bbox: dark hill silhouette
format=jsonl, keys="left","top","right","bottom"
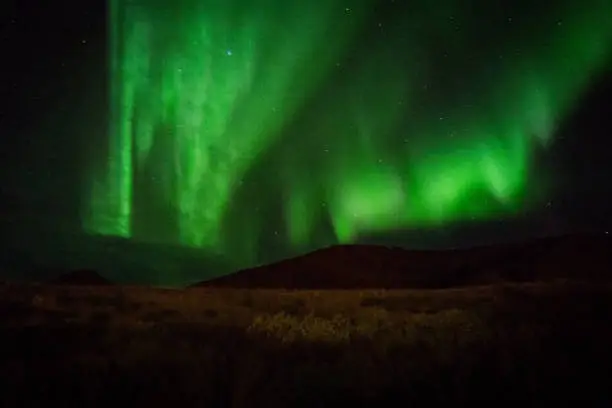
{"left": 49, "top": 269, "right": 114, "bottom": 286}
{"left": 192, "top": 233, "right": 612, "bottom": 289}
{"left": 0, "top": 230, "right": 235, "bottom": 286}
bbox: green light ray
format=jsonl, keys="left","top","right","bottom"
{"left": 85, "top": 0, "right": 612, "bottom": 266}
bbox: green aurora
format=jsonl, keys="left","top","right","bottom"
{"left": 84, "top": 0, "right": 612, "bottom": 266}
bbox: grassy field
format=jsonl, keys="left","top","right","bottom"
{"left": 1, "top": 280, "right": 611, "bottom": 405}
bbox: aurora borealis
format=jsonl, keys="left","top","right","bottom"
{"left": 80, "top": 0, "right": 612, "bottom": 267}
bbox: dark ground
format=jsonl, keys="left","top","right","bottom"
{"left": 195, "top": 233, "right": 612, "bottom": 288}
{"left": 1, "top": 234, "right": 611, "bottom": 406}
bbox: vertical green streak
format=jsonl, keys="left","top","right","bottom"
{"left": 88, "top": 0, "right": 367, "bottom": 250}
{"left": 109, "top": 0, "right": 133, "bottom": 237}
{"left": 85, "top": 0, "right": 132, "bottom": 237}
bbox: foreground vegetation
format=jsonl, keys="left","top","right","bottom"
{"left": 0, "top": 281, "right": 611, "bottom": 406}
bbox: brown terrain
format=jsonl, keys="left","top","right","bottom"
{"left": 0, "top": 233, "right": 611, "bottom": 406}
{"left": 48, "top": 269, "right": 115, "bottom": 286}
{"left": 194, "top": 233, "right": 612, "bottom": 288}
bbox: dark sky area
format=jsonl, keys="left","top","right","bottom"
{"left": 0, "top": 0, "right": 611, "bottom": 284}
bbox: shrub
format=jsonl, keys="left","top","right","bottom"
{"left": 248, "top": 312, "right": 353, "bottom": 343}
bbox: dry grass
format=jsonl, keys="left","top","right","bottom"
{"left": 247, "top": 307, "right": 485, "bottom": 348}
{"left": 0, "top": 280, "right": 590, "bottom": 325}
{"left": 0, "top": 280, "right": 611, "bottom": 406}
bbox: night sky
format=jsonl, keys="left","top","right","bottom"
{"left": 1, "top": 0, "right": 611, "bottom": 283}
